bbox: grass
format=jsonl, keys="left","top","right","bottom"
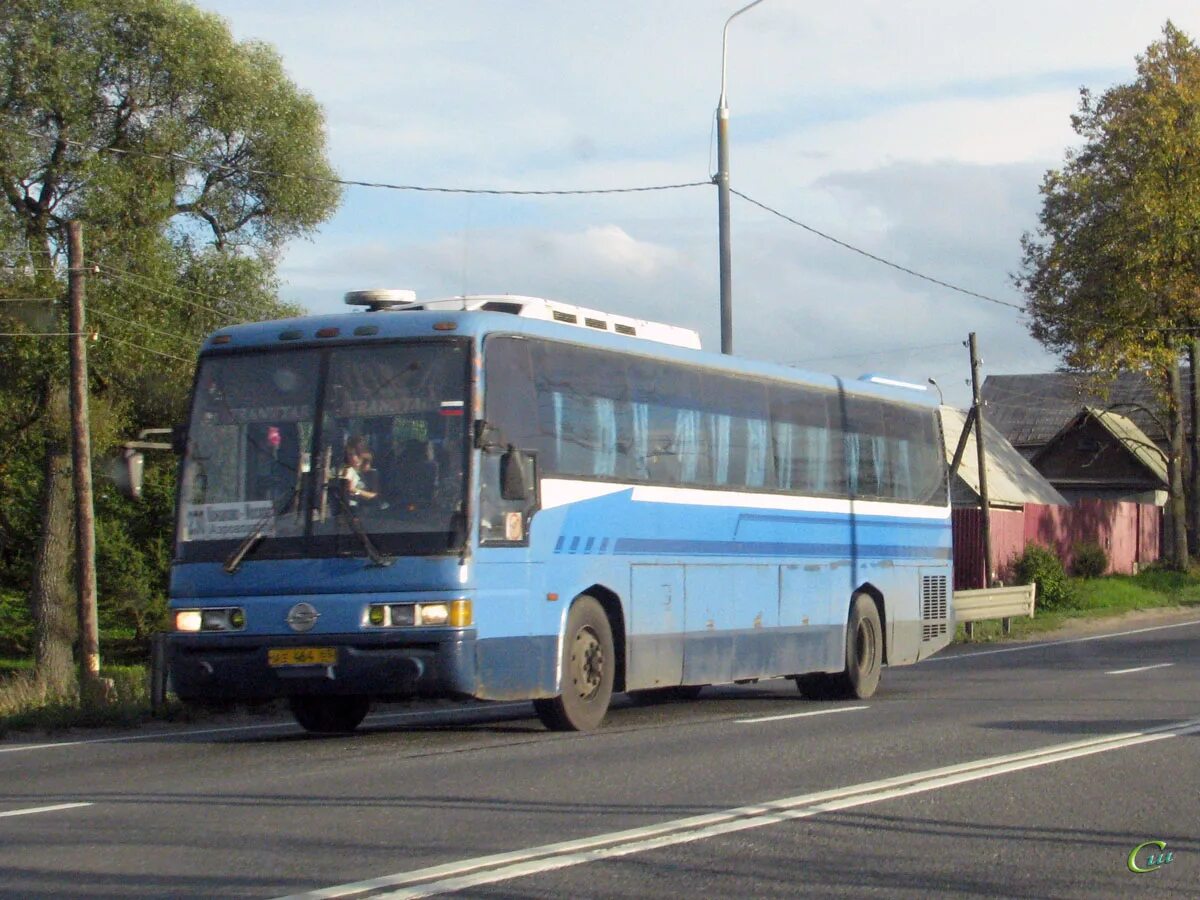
{"left": 955, "top": 565, "right": 1200, "bottom": 643}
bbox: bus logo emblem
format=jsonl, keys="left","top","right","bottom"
{"left": 285, "top": 602, "right": 320, "bottom": 633}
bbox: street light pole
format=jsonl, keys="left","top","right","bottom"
{"left": 716, "top": 0, "right": 767, "bottom": 356}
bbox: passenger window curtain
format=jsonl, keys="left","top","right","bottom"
{"left": 746, "top": 418, "right": 769, "bottom": 487}
{"left": 552, "top": 392, "right": 564, "bottom": 469}
{"left": 594, "top": 397, "right": 617, "bottom": 477}
{"left": 773, "top": 422, "right": 795, "bottom": 491}
{"left": 631, "top": 401, "right": 650, "bottom": 479}
{"left": 676, "top": 409, "right": 701, "bottom": 483}
{"left": 708, "top": 414, "right": 731, "bottom": 486}
{"left": 844, "top": 433, "right": 860, "bottom": 495}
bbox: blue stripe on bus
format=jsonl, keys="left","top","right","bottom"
{"left": 737, "top": 512, "right": 949, "bottom": 530}
{"left": 607, "top": 538, "right": 949, "bottom": 560}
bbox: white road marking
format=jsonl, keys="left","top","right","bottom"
{"left": 0, "top": 703, "right": 531, "bottom": 755}
{"left": 923, "top": 618, "right": 1200, "bottom": 663}
{"left": 277, "top": 716, "right": 1200, "bottom": 900}
{"left": 0, "top": 802, "right": 92, "bottom": 819}
{"left": 1105, "top": 662, "right": 1175, "bottom": 675}
{"left": 737, "top": 705, "right": 868, "bottom": 724}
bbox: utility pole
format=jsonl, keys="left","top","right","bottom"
{"left": 67, "top": 221, "right": 100, "bottom": 684}
{"left": 968, "top": 333, "right": 993, "bottom": 588}
{"left": 715, "top": 0, "right": 767, "bottom": 356}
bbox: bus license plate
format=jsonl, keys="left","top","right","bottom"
{"left": 268, "top": 647, "right": 336, "bottom": 667}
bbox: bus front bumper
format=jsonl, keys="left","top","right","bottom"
{"left": 168, "top": 629, "right": 477, "bottom": 702}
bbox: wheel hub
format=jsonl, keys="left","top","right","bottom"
{"left": 571, "top": 626, "right": 603, "bottom": 700}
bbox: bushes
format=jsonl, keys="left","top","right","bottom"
{"left": 1014, "top": 543, "right": 1076, "bottom": 610}
{"left": 1072, "top": 542, "right": 1108, "bottom": 578}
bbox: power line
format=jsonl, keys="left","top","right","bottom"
{"left": 0, "top": 331, "right": 88, "bottom": 337}
{"left": 90, "top": 307, "right": 196, "bottom": 348}
{"left": 100, "top": 333, "right": 190, "bottom": 363}
{"left": 28, "top": 131, "right": 710, "bottom": 197}
{"left": 0, "top": 297, "right": 57, "bottom": 303}
{"left": 92, "top": 265, "right": 241, "bottom": 323}
{"left": 731, "top": 188, "right": 1026, "bottom": 312}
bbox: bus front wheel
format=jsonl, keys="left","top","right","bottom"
{"left": 289, "top": 695, "right": 370, "bottom": 733}
{"left": 534, "top": 595, "right": 614, "bottom": 731}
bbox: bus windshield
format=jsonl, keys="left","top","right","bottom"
{"left": 178, "top": 340, "right": 470, "bottom": 559}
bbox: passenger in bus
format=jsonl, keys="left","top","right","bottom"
{"left": 340, "top": 436, "right": 379, "bottom": 507}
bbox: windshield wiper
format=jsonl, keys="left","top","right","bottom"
{"left": 332, "top": 490, "right": 394, "bottom": 568}
{"left": 223, "top": 488, "right": 298, "bottom": 574}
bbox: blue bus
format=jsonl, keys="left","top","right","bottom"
{"left": 168, "top": 292, "right": 953, "bottom": 732}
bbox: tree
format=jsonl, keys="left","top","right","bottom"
{"left": 1017, "top": 21, "right": 1200, "bottom": 570}
{"left": 0, "top": 0, "right": 340, "bottom": 693}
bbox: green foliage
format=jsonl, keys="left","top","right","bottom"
{"left": 1014, "top": 543, "right": 1077, "bottom": 611}
{"left": 1018, "top": 22, "right": 1200, "bottom": 374}
{"left": 1071, "top": 542, "right": 1109, "bottom": 578}
{"left": 0, "top": 0, "right": 341, "bottom": 680}
{"left": 0, "top": 591, "right": 34, "bottom": 658}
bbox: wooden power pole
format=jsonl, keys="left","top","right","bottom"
{"left": 67, "top": 221, "right": 100, "bottom": 682}
{"left": 968, "top": 332, "right": 994, "bottom": 588}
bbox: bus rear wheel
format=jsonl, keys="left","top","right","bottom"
{"left": 534, "top": 595, "right": 614, "bottom": 731}
{"left": 833, "top": 595, "right": 882, "bottom": 699}
{"left": 795, "top": 595, "right": 882, "bottom": 700}
{"left": 289, "top": 695, "right": 370, "bottom": 733}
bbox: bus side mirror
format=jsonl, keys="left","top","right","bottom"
{"left": 501, "top": 447, "right": 534, "bottom": 501}
{"left": 171, "top": 423, "right": 188, "bottom": 455}
{"left": 119, "top": 447, "right": 145, "bottom": 500}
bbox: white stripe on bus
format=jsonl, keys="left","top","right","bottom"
{"left": 538, "top": 477, "right": 950, "bottom": 519}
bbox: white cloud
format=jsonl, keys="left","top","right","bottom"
{"left": 195, "top": 0, "right": 1200, "bottom": 408}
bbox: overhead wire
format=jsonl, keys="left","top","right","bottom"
{"left": 99, "top": 333, "right": 190, "bottom": 363}
{"left": 90, "top": 307, "right": 197, "bottom": 349}
{"left": 27, "top": 131, "right": 711, "bottom": 196}
{"left": 730, "top": 188, "right": 1026, "bottom": 312}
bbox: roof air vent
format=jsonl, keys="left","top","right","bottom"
{"left": 345, "top": 289, "right": 417, "bottom": 311}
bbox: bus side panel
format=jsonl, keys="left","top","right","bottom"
{"left": 729, "top": 564, "right": 779, "bottom": 681}
{"left": 779, "top": 564, "right": 846, "bottom": 675}
{"left": 628, "top": 565, "right": 685, "bottom": 689}
{"left": 681, "top": 565, "right": 734, "bottom": 685}
{"left": 471, "top": 556, "right": 557, "bottom": 700}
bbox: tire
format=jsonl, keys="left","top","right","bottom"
{"left": 793, "top": 673, "right": 835, "bottom": 699}
{"left": 534, "top": 596, "right": 615, "bottom": 731}
{"left": 628, "top": 684, "right": 705, "bottom": 705}
{"left": 289, "top": 695, "right": 370, "bottom": 733}
{"left": 830, "top": 595, "right": 883, "bottom": 699}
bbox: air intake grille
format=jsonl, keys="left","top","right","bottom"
{"left": 921, "top": 575, "right": 948, "bottom": 641}
{"left": 552, "top": 310, "right": 578, "bottom": 324}
{"left": 614, "top": 323, "right": 636, "bottom": 336}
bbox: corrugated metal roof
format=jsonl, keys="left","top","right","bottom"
{"left": 981, "top": 370, "right": 1195, "bottom": 449}
{"left": 941, "top": 406, "right": 1068, "bottom": 507}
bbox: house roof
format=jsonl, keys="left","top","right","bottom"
{"left": 940, "top": 406, "right": 1068, "bottom": 507}
{"left": 982, "top": 370, "right": 1194, "bottom": 450}
{"left": 1033, "top": 406, "right": 1169, "bottom": 486}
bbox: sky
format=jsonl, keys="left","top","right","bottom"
{"left": 197, "top": 0, "right": 1199, "bottom": 407}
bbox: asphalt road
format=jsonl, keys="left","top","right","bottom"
{"left": 1, "top": 615, "right": 1197, "bottom": 899}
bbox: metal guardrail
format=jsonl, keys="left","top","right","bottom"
{"left": 955, "top": 583, "right": 1037, "bottom": 638}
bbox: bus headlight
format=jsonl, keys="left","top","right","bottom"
{"left": 365, "top": 600, "right": 472, "bottom": 628}
{"left": 175, "top": 607, "right": 245, "bottom": 632}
